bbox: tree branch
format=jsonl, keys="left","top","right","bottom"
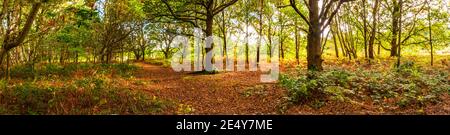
{"left": 320, "top": 0, "right": 352, "bottom": 33}
{"left": 162, "top": 0, "right": 201, "bottom": 28}
{"left": 6, "top": 2, "right": 42, "bottom": 50}
{"left": 290, "top": 0, "right": 311, "bottom": 28}
{"left": 213, "top": 0, "right": 238, "bottom": 15}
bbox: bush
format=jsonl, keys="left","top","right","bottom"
{"left": 280, "top": 75, "right": 316, "bottom": 103}
{"left": 395, "top": 61, "right": 422, "bottom": 77}
{"left": 317, "top": 69, "right": 353, "bottom": 89}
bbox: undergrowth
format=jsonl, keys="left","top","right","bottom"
{"left": 0, "top": 76, "right": 172, "bottom": 115}
{"left": 280, "top": 61, "right": 449, "bottom": 110}
{"left": 6, "top": 63, "right": 138, "bottom": 79}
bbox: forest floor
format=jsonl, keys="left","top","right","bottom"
{"left": 128, "top": 59, "right": 450, "bottom": 115}
{"left": 131, "top": 62, "right": 285, "bottom": 114}
{"left": 0, "top": 57, "right": 448, "bottom": 115}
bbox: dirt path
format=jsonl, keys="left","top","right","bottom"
{"left": 132, "top": 62, "right": 285, "bottom": 114}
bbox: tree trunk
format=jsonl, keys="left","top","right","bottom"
{"left": 396, "top": 0, "right": 403, "bottom": 67}
{"left": 106, "top": 47, "right": 113, "bottom": 64}
{"left": 0, "top": 49, "right": 6, "bottom": 70}
{"left": 391, "top": 0, "right": 400, "bottom": 57}
{"left": 205, "top": 14, "right": 214, "bottom": 71}
{"left": 427, "top": 0, "right": 433, "bottom": 66}
{"left": 267, "top": 16, "right": 272, "bottom": 60}
{"left": 295, "top": 19, "right": 300, "bottom": 64}
{"left": 306, "top": 0, "right": 323, "bottom": 71}
{"left": 362, "top": 0, "right": 368, "bottom": 58}
{"left": 222, "top": 11, "right": 228, "bottom": 68}
{"left": 6, "top": 52, "right": 10, "bottom": 80}
{"left": 348, "top": 28, "right": 357, "bottom": 59}
{"left": 257, "top": 0, "right": 263, "bottom": 66}
{"left": 279, "top": 14, "right": 285, "bottom": 60}
{"left": 335, "top": 18, "right": 347, "bottom": 58}
{"left": 142, "top": 48, "right": 145, "bottom": 61}
{"left": 134, "top": 50, "right": 141, "bottom": 60}
{"left": 75, "top": 52, "right": 79, "bottom": 64}
{"left": 332, "top": 29, "right": 339, "bottom": 58}
{"left": 245, "top": 11, "right": 250, "bottom": 68}
{"left": 368, "top": 0, "right": 380, "bottom": 59}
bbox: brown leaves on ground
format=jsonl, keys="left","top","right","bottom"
{"left": 132, "top": 62, "right": 285, "bottom": 115}
{"left": 117, "top": 60, "right": 449, "bottom": 115}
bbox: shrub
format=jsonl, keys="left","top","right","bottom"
{"left": 395, "top": 60, "right": 422, "bottom": 77}
{"left": 317, "top": 69, "right": 353, "bottom": 89}
{"left": 280, "top": 75, "right": 314, "bottom": 103}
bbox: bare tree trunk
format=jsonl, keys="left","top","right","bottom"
{"left": 391, "top": 0, "right": 400, "bottom": 57}
{"left": 257, "top": 0, "right": 263, "bottom": 66}
{"left": 222, "top": 11, "right": 227, "bottom": 68}
{"left": 427, "top": 0, "right": 433, "bottom": 66}
{"left": 205, "top": 14, "right": 214, "bottom": 71}
{"left": 396, "top": 0, "right": 403, "bottom": 67}
{"left": 306, "top": 0, "right": 323, "bottom": 71}
{"left": 335, "top": 17, "right": 348, "bottom": 59}
{"left": 332, "top": 29, "right": 339, "bottom": 58}
{"left": 362, "top": 0, "right": 368, "bottom": 59}
{"left": 6, "top": 52, "right": 10, "bottom": 80}
{"left": 279, "top": 14, "right": 285, "bottom": 60}
{"left": 0, "top": 49, "right": 5, "bottom": 70}
{"left": 295, "top": 18, "right": 300, "bottom": 65}
{"left": 348, "top": 28, "right": 357, "bottom": 59}
{"left": 245, "top": 3, "right": 250, "bottom": 68}
{"left": 75, "top": 52, "right": 79, "bottom": 64}
{"left": 142, "top": 48, "right": 145, "bottom": 61}
{"left": 267, "top": 16, "right": 272, "bottom": 60}
{"left": 368, "top": 0, "right": 380, "bottom": 59}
